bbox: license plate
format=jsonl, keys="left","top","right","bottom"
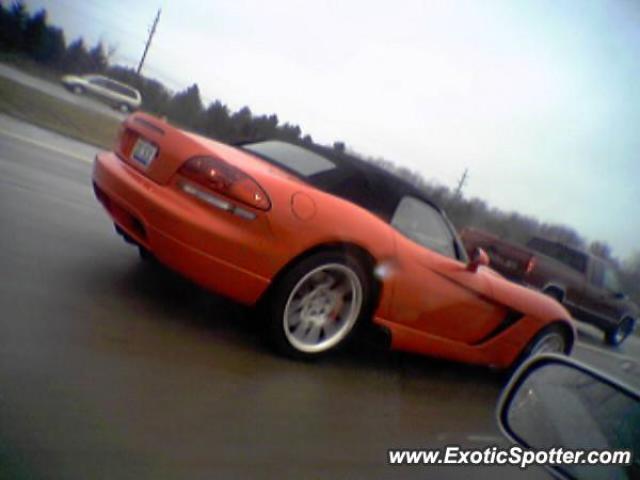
{"left": 132, "top": 138, "right": 157, "bottom": 167}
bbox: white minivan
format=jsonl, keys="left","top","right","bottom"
{"left": 61, "top": 74, "right": 142, "bottom": 112}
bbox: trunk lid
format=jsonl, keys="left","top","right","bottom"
{"left": 115, "top": 113, "right": 298, "bottom": 185}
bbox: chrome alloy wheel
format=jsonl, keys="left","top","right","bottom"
{"left": 283, "top": 263, "right": 363, "bottom": 353}
{"left": 531, "top": 332, "right": 565, "bottom": 355}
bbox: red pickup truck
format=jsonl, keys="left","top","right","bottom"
{"left": 460, "top": 228, "right": 637, "bottom": 346}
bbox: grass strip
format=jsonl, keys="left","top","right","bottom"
{"left": 0, "top": 75, "right": 120, "bottom": 149}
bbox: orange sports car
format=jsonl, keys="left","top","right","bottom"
{"left": 92, "top": 112, "right": 576, "bottom": 368}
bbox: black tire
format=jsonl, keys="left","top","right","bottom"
{"left": 264, "top": 251, "right": 372, "bottom": 360}
{"left": 509, "top": 324, "right": 570, "bottom": 374}
{"left": 605, "top": 317, "right": 634, "bottom": 346}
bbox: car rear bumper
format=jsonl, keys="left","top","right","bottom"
{"left": 92, "top": 151, "right": 272, "bottom": 305}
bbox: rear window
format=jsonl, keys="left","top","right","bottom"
{"left": 527, "top": 237, "right": 587, "bottom": 273}
{"left": 242, "top": 141, "right": 335, "bottom": 177}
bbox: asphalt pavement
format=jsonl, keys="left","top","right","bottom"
{"left": 0, "top": 116, "right": 638, "bottom": 480}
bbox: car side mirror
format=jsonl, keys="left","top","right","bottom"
{"left": 497, "top": 354, "right": 639, "bottom": 480}
{"left": 467, "top": 247, "right": 490, "bottom": 272}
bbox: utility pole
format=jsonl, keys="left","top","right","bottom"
{"left": 137, "top": 9, "right": 161, "bottom": 75}
{"left": 454, "top": 168, "right": 468, "bottom": 197}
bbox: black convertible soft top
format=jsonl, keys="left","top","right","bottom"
{"left": 241, "top": 140, "right": 444, "bottom": 223}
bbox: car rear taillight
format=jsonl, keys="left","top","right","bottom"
{"left": 178, "top": 156, "right": 271, "bottom": 211}
{"left": 525, "top": 256, "right": 536, "bottom": 274}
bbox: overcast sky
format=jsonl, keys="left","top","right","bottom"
{"left": 26, "top": 0, "right": 640, "bottom": 258}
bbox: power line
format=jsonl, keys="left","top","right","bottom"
{"left": 137, "top": 9, "right": 161, "bottom": 75}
